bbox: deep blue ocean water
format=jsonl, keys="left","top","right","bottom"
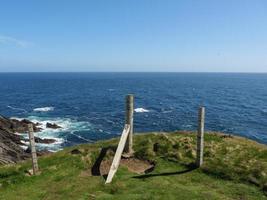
{"left": 0, "top": 72, "right": 266, "bottom": 151}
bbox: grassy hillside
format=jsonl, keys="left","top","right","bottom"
{"left": 0, "top": 131, "right": 266, "bottom": 200}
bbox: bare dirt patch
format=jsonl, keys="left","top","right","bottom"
{"left": 99, "top": 158, "right": 154, "bottom": 176}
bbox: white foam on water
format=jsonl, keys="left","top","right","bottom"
{"left": 13, "top": 116, "right": 92, "bottom": 151}
{"left": 134, "top": 108, "right": 150, "bottom": 113}
{"left": 20, "top": 140, "right": 28, "bottom": 145}
{"left": 14, "top": 132, "right": 23, "bottom": 136}
{"left": 33, "top": 107, "right": 54, "bottom": 112}
{"left": 7, "top": 105, "right": 27, "bottom": 113}
{"left": 20, "top": 145, "right": 28, "bottom": 150}
{"left": 69, "top": 131, "right": 92, "bottom": 142}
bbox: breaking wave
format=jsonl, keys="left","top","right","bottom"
{"left": 13, "top": 116, "right": 92, "bottom": 152}
{"left": 33, "top": 107, "right": 54, "bottom": 112}
{"left": 134, "top": 108, "right": 150, "bottom": 113}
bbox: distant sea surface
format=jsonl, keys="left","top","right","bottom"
{"left": 0, "top": 72, "right": 266, "bottom": 151}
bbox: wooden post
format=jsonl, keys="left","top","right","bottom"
{"left": 196, "top": 107, "right": 205, "bottom": 167}
{"left": 106, "top": 124, "right": 131, "bottom": 184}
{"left": 28, "top": 124, "right": 39, "bottom": 175}
{"left": 124, "top": 94, "right": 134, "bottom": 155}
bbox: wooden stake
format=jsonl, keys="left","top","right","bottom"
{"left": 28, "top": 124, "right": 39, "bottom": 175}
{"left": 196, "top": 107, "right": 205, "bottom": 167}
{"left": 124, "top": 94, "right": 134, "bottom": 154}
{"left": 106, "top": 124, "right": 131, "bottom": 184}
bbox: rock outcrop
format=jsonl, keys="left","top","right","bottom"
{"left": 34, "top": 137, "right": 56, "bottom": 144}
{"left": 46, "top": 122, "right": 61, "bottom": 129}
{"left": 0, "top": 115, "right": 58, "bottom": 165}
{"left": 0, "top": 126, "right": 30, "bottom": 164}
{"left": 0, "top": 116, "right": 41, "bottom": 134}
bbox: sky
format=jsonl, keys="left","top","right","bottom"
{"left": 0, "top": 0, "right": 267, "bottom": 72}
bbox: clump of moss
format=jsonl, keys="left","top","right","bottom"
{"left": 134, "top": 138, "right": 156, "bottom": 161}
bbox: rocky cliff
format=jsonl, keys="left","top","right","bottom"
{"left": 0, "top": 115, "right": 56, "bottom": 164}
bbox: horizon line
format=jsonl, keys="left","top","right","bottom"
{"left": 0, "top": 71, "right": 267, "bottom": 74}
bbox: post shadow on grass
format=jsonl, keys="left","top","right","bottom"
{"left": 91, "top": 146, "right": 116, "bottom": 178}
{"left": 132, "top": 162, "right": 197, "bottom": 179}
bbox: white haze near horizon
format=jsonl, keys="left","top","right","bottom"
{"left": 0, "top": 64, "right": 266, "bottom": 73}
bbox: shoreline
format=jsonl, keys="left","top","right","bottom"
{"left": 1, "top": 114, "right": 266, "bottom": 165}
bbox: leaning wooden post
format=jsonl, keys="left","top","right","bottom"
{"left": 28, "top": 124, "right": 39, "bottom": 175}
{"left": 124, "top": 94, "right": 134, "bottom": 155}
{"left": 196, "top": 107, "right": 205, "bottom": 167}
{"left": 106, "top": 124, "right": 131, "bottom": 184}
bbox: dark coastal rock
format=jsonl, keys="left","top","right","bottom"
{"left": 24, "top": 147, "right": 31, "bottom": 154}
{"left": 71, "top": 149, "right": 82, "bottom": 155}
{"left": 46, "top": 122, "right": 61, "bottom": 129}
{"left": 0, "top": 126, "right": 30, "bottom": 164}
{"left": 0, "top": 116, "right": 31, "bottom": 164}
{"left": 0, "top": 115, "right": 51, "bottom": 165}
{"left": 11, "top": 119, "right": 42, "bottom": 133}
{"left": 23, "top": 136, "right": 56, "bottom": 144}
{"left": 34, "top": 137, "right": 56, "bottom": 144}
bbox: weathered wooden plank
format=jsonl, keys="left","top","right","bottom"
{"left": 196, "top": 107, "right": 205, "bottom": 167}
{"left": 28, "top": 124, "right": 39, "bottom": 175}
{"left": 124, "top": 94, "right": 134, "bottom": 154}
{"left": 105, "top": 124, "right": 131, "bottom": 184}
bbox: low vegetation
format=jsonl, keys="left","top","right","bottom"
{"left": 0, "top": 131, "right": 266, "bottom": 199}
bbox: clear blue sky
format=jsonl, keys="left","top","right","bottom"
{"left": 0, "top": 0, "right": 267, "bottom": 72}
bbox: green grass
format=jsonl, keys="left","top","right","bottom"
{"left": 0, "top": 131, "right": 266, "bottom": 200}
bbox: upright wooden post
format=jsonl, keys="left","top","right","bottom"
{"left": 196, "top": 107, "right": 205, "bottom": 167}
{"left": 124, "top": 94, "right": 134, "bottom": 155}
{"left": 28, "top": 124, "right": 39, "bottom": 175}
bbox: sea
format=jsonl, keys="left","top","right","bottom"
{"left": 0, "top": 72, "right": 266, "bottom": 151}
